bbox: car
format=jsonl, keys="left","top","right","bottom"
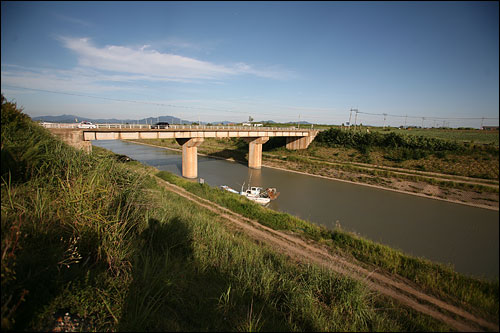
{"left": 152, "top": 122, "right": 170, "bottom": 129}
{"left": 77, "top": 121, "right": 97, "bottom": 129}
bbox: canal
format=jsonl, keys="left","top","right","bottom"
{"left": 92, "top": 140, "right": 499, "bottom": 279}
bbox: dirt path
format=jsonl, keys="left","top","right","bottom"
{"left": 153, "top": 175, "right": 498, "bottom": 332}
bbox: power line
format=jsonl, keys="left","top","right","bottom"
{"left": 356, "top": 110, "right": 497, "bottom": 120}
{"left": 3, "top": 84, "right": 498, "bottom": 124}
{"left": 2, "top": 84, "right": 335, "bottom": 119}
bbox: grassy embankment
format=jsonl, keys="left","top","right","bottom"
{"left": 1, "top": 97, "right": 498, "bottom": 331}
{"left": 155, "top": 171, "right": 499, "bottom": 322}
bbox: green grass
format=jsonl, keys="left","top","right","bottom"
{"left": 368, "top": 127, "right": 499, "bottom": 146}
{"left": 2, "top": 95, "right": 461, "bottom": 331}
{"left": 155, "top": 170, "right": 499, "bottom": 323}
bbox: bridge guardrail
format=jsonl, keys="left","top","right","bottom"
{"left": 39, "top": 123, "right": 319, "bottom": 131}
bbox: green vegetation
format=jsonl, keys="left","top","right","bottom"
{"left": 1, "top": 96, "right": 498, "bottom": 331}
{"left": 155, "top": 171, "right": 499, "bottom": 322}
{"left": 367, "top": 126, "right": 499, "bottom": 146}
{"left": 2, "top": 95, "right": 462, "bottom": 331}
{"left": 312, "top": 128, "right": 498, "bottom": 181}
{"left": 315, "top": 127, "right": 498, "bottom": 155}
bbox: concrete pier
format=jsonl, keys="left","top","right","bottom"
{"left": 48, "top": 129, "right": 92, "bottom": 153}
{"left": 286, "top": 133, "right": 317, "bottom": 150}
{"left": 176, "top": 138, "right": 204, "bottom": 178}
{"left": 244, "top": 137, "right": 269, "bottom": 169}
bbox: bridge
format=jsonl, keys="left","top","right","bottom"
{"left": 43, "top": 123, "right": 318, "bottom": 178}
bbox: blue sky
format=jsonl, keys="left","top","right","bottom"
{"left": 1, "top": 1, "right": 498, "bottom": 127}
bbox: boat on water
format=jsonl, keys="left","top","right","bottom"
{"left": 220, "top": 185, "right": 239, "bottom": 195}
{"left": 220, "top": 184, "right": 280, "bottom": 205}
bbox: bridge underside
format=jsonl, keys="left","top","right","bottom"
{"left": 50, "top": 128, "right": 318, "bottom": 179}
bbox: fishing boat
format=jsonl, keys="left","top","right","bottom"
{"left": 220, "top": 184, "right": 280, "bottom": 205}
{"left": 219, "top": 185, "right": 239, "bottom": 195}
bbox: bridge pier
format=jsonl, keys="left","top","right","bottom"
{"left": 176, "top": 138, "right": 204, "bottom": 178}
{"left": 285, "top": 134, "right": 316, "bottom": 150}
{"left": 48, "top": 129, "right": 92, "bottom": 153}
{"left": 244, "top": 137, "right": 269, "bottom": 169}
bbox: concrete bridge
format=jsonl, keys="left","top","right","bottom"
{"left": 44, "top": 124, "right": 318, "bottom": 178}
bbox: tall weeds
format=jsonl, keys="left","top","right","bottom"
{"left": 1, "top": 96, "right": 149, "bottom": 330}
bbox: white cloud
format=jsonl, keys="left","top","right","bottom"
{"left": 58, "top": 37, "right": 294, "bottom": 81}
{"left": 1, "top": 64, "right": 138, "bottom": 94}
{"left": 2, "top": 37, "right": 295, "bottom": 99}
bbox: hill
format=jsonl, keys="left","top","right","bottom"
{"left": 31, "top": 114, "right": 190, "bottom": 125}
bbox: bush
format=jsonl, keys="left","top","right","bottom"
{"left": 315, "top": 128, "right": 466, "bottom": 155}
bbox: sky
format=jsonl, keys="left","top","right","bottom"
{"left": 1, "top": 1, "right": 499, "bottom": 127}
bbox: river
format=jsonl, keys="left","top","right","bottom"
{"left": 92, "top": 140, "right": 499, "bottom": 279}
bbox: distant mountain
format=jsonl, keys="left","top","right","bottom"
{"left": 31, "top": 114, "right": 192, "bottom": 125}
{"left": 30, "top": 114, "right": 314, "bottom": 126}
{"left": 31, "top": 114, "right": 89, "bottom": 123}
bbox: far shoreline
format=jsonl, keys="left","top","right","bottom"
{"left": 119, "top": 139, "right": 499, "bottom": 212}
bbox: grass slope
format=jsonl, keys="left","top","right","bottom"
{"left": 1, "top": 96, "right": 497, "bottom": 331}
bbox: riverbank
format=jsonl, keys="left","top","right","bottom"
{"left": 5, "top": 98, "right": 495, "bottom": 332}
{"left": 128, "top": 139, "right": 499, "bottom": 211}
{"left": 3, "top": 96, "right": 498, "bottom": 331}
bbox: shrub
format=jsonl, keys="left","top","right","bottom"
{"left": 315, "top": 128, "right": 468, "bottom": 155}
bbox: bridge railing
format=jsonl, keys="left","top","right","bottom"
{"left": 39, "top": 122, "right": 318, "bottom": 131}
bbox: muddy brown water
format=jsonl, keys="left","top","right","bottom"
{"left": 93, "top": 140, "right": 499, "bottom": 279}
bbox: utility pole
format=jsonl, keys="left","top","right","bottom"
{"left": 383, "top": 113, "right": 387, "bottom": 128}
{"left": 298, "top": 114, "right": 301, "bottom": 129}
{"left": 349, "top": 108, "right": 358, "bottom": 128}
{"left": 353, "top": 109, "right": 359, "bottom": 129}
{"left": 481, "top": 117, "right": 485, "bottom": 129}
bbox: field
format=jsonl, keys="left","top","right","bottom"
{"left": 359, "top": 126, "right": 499, "bottom": 146}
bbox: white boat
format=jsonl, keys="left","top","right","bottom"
{"left": 220, "top": 185, "right": 239, "bottom": 194}
{"left": 220, "top": 184, "right": 279, "bottom": 206}
{"left": 240, "top": 186, "right": 271, "bottom": 205}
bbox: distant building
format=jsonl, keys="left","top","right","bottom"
{"left": 482, "top": 126, "right": 499, "bottom": 131}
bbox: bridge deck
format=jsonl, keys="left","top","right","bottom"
{"left": 45, "top": 124, "right": 319, "bottom": 178}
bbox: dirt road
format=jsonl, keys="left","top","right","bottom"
{"left": 153, "top": 175, "right": 499, "bottom": 332}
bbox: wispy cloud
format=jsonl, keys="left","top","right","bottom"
{"left": 58, "top": 37, "right": 295, "bottom": 81}
{"left": 1, "top": 64, "right": 138, "bottom": 94}
{"left": 1, "top": 37, "right": 296, "bottom": 111}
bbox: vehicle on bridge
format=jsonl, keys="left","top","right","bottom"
{"left": 78, "top": 121, "right": 97, "bottom": 129}
{"left": 152, "top": 122, "right": 170, "bottom": 129}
